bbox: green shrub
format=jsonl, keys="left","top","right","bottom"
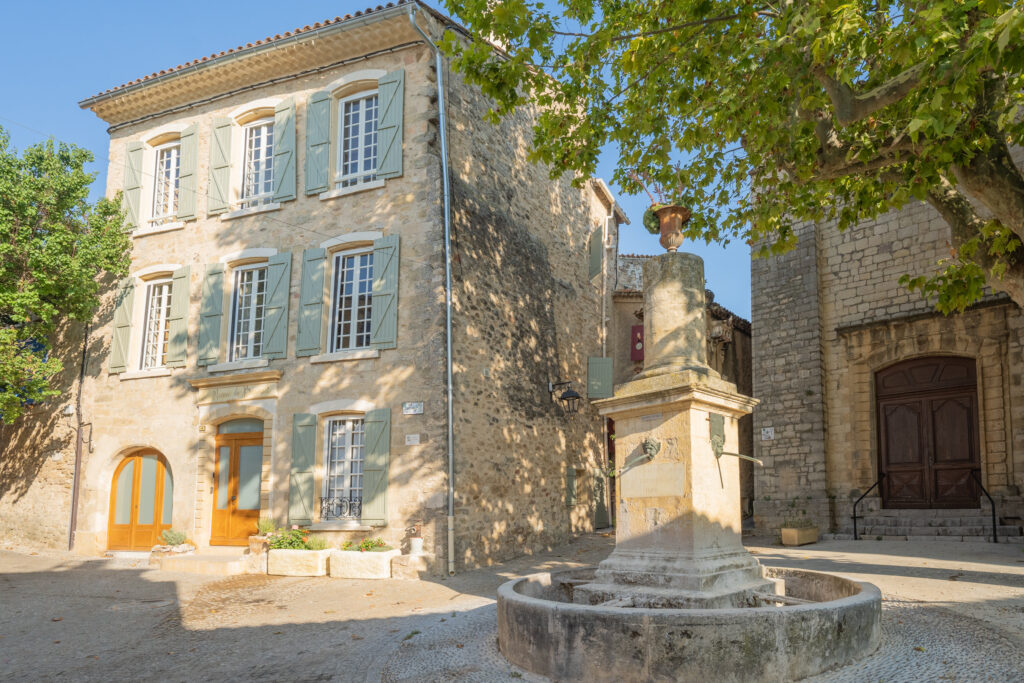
{"left": 256, "top": 518, "right": 277, "bottom": 535}
{"left": 305, "top": 535, "right": 328, "bottom": 550}
{"left": 342, "top": 537, "right": 390, "bottom": 552}
{"left": 268, "top": 527, "right": 329, "bottom": 550}
{"left": 160, "top": 529, "right": 187, "bottom": 546}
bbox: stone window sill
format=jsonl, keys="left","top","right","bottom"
{"left": 219, "top": 202, "right": 282, "bottom": 221}
{"left": 206, "top": 358, "right": 270, "bottom": 373}
{"left": 310, "top": 521, "right": 373, "bottom": 532}
{"left": 309, "top": 349, "right": 380, "bottom": 364}
{"left": 118, "top": 368, "right": 172, "bottom": 381}
{"left": 318, "top": 179, "right": 385, "bottom": 201}
{"left": 133, "top": 221, "right": 185, "bottom": 238}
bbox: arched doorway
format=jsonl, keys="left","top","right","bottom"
{"left": 107, "top": 451, "right": 173, "bottom": 550}
{"left": 876, "top": 356, "right": 980, "bottom": 509}
{"left": 211, "top": 418, "right": 264, "bottom": 545}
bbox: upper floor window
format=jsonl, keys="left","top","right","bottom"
{"left": 329, "top": 249, "right": 374, "bottom": 352}
{"left": 140, "top": 278, "right": 173, "bottom": 369}
{"left": 150, "top": 142, "right": 180, "bottom": 226}
{"left": 241, "top": 118, "right": 274, "bottom": 209}
{"left": 229, "top": 264, "right": 268, "bottom": 361}
{"left": 337, "top": 92, "right": 378, "bottom": 189}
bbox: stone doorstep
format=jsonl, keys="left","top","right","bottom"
{"left": 157, "top": 552, "right": 247, "bottom": 576}
{"left": 857, "top": 525, "right": 1021, "bottom": 537}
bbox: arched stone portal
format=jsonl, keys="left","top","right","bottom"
{"left": 107, "top": 450, "right": 173, "bottom": 550}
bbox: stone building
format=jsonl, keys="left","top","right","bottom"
{"left": 751, "top": 198, "right": 1024, "bottom": 539}
{"left": 0, "top": 1, "right": 628, "bottom": 572}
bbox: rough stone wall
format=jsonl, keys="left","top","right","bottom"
{"left": 445, "top": 65, "right": 618, "bottom": 569}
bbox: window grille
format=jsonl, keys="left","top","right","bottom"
{"left": 230, "top": 266, "right": 268, "bottom": 361}
{"left": 329, "top": 251, "right": 374, "bottom": 352}
{"left": 141, "top": 279, "right": 173, "bottom": 369}
{"left": 150, "top": 144, "right": 180, "bottom": 225}
{"left": 322, "top": 417, "right": 365, "bottom": 520}
{"left": 336, "top": 93, "right": 378, "bottom": 188}
{"left": 241, "top": 120, "right": 274, "bottom": 208}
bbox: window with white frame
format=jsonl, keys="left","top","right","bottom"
{"left": 140, "top": 279, "right": 173, "bottom": 369}
{"left": 322, "top": 416, "right": 365, "bottom": 520}
{"left": 329, "top": 250, "right": 374, "bottom": 352}
{"left": 229, "top": 265, "right": 268, "bottom": 361}
{"left": 241, "top": 119, "right": 274, "bottom": 209}
{"left": 150, "top": 142, "right": 180, "bottom": 225}
{"left": 336, "top": 92, "right": 378, "bottom": 188}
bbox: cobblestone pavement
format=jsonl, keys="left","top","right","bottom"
{"left": 3, "top": 535, "right": 1024, "bottom": 681}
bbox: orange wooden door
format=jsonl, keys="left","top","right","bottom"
{"left": 210, "top": 434, "right": 262, "bottom": 545}
{"left": 108, "top": 451, "right": 172, "bottom": 550}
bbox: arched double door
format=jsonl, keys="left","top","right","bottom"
{"left": 108, "top": 451, "right": 173, "bottom": 550}
{"left": 876, "top": 356, "right": 980, "bottom": 509}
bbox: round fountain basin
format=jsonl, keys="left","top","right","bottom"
{"left": 498, "top": 566, "right": 881, "bottom": 682}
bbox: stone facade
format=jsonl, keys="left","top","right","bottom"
{"left": 752, "top": 199, "right": 1024, "bottom": 532}
{"left": 0, "top": 4, "right": 625, "bottom": 572}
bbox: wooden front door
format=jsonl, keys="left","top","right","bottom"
{"left": 108, "top": 451, "right": 172, "bottom": 550}
{"left": 876, "top": 357, "right": 980, "bottom": 509}
{"left": 210, "top": 433, "right": 263, "bottom": 545}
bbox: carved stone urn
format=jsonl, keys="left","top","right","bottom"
{"left": 654, "top": 205, "right": 691, "bottom": 252}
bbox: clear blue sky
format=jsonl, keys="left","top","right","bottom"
{"left": 0, "top": 0, "right": 751, "bottom": 318}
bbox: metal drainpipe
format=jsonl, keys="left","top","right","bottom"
{"left": 409, "top": 5, "right": 457, "bottom": 577}
{"left": 68, "top": 323, "right": 90, "bottom": 551}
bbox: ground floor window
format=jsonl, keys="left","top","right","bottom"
{"left": 322, "top": 417, "right": 364, "bottom": 520}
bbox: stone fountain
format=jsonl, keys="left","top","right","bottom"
{"left": 497, "top": 251, "right": 881, "bottom": 681}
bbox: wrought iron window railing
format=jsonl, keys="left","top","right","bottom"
{"left": 320, "top": 496, "right": 362, "bottom": 521}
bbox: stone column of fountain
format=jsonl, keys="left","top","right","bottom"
{"left": 580, "top": 251, "right": 777, "bottom": 608}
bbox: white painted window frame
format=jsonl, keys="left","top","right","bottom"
{"left": 321, "top": 415, "right": 366, "bottom": 520}
{"left": 228, "top": 262, "right": 269, "bottom": 362}
{"left": 335, "top": 90, "right": 379, "bottom": 190}
{"left": 140, "top": 277, "right": 173, "bottom": 370}
{"left": 149, "top": 141, "right": 181, "bottom": 227}
{"left": 328, "top": 246, "right": 375, "bottom": 353}
{"left": 240, "top": 117, "right": 274, "bottom": 210}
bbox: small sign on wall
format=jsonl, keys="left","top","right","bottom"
{"left": 402, "top": 402, "right": 424, "bottom": 415}
{"left": 761, "top": 427, "right": 775, "bottom": 441}
{"left": 405, "top": 433, "right": 421, "bottom": 446}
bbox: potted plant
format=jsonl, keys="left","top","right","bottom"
{"left": 632, "top": 171, "right": 692, "bottom": 253}
{"left": 249, "top": 517, "right": 276, "bottom": 555}
{"left": 780, "top": 499, "right": 818, "bottom": 546}
{"left": 149, "top": 529, "right": 195, "bottom": 566}
{"left": 407, "top": 521, "right": 424, "bottom": 556}
{"left": 266, "top": 526, "right": 332, "bottom": 577}
{"left": 329, "top": 536, "right": 400, "bottom": 579}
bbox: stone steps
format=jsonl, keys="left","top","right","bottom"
{"left": 157, "top": 551, "right": 248, "bottom": 576}
{"left": 857, "top": 525, "right": 1021, "bottom": 537}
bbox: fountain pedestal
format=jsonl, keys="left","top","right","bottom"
{"left": 582, "top": 252, "right": 773, "bottom": 608}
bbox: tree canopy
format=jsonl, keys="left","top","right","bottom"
{"left": 0, "top": 127, "right": 131, "bottom": 423}
{"left": 442, "top": 0, "right": 1024, "bottom": 312}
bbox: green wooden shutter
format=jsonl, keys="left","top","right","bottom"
{"left": 369, "top": 235, "right": 399, "bottom": 350}
{"left": 123, "top": 142, "right": 144, "bottom": 229}
{"left": 305, "top": 91, "right": 331, "bottom": 195}
{"left": 566, "top": 468, "right": 578, "bottom": 507}
{"left": 177, "top": 125, "right": 198, "bottom": 220}
{"left": 361, "top": 408, "right": 390, "bottom": 526}
{"left": 108, "top": 277, "right": 135, "bottom": 374}
{"left": 272, "top": 99, "right": 296, "bottom": 202}
{"left": 588, "top": 357, "right": 613, "bottom": 399}
{"left": 588, "top": 227, "right": 603, "bottom": 279}
{"left": 262, "top": 253, "right": 291, "bottom": 359}
{"left": 197, "top": 264, "right": 224, "bottom": 366}
{"left": 208, "top": 118, "right": 232, "bottom": 215}
{"left": 289, "top": 413, "right": 316, "bottom": 526}
{"left": 376, "top": 70, "right": 404, "bottom": 179}
{"left": 165, "top": 266, "right": 190, "bottom": 368}
{"left": 296, "top": 248, "right": 326, "bottom": 357}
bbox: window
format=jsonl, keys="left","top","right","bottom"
{"left": 241, "top": 119, "right": 274, "bottom": 209}
{"left": 140, "top": 279, "right": 173, "bottom": 369}
{"left": 336, "top": 92, "right": 378, "bottom": 188}
{"left": 229, "top": 265, "right": 268, "bottom": 361}
{"left": 329, "top": 250, "right": 374, "bottom": 352}
{"left": 150, "top": 142, "right": 180, "bottom": 225}
{"left": 322, "top": 417, "right": 364, "bottom": 520}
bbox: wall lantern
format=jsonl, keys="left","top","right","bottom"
{"left": 548, "top": 380, "right": 583, "bottom": 415}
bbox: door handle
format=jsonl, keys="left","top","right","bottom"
{"left": 231, "top": 496, "right": 237, "bottom": 503}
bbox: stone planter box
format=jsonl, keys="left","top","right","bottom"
{"left": 329, "top": 548, "right": 401, "bottom": 579}
{"left": 267, "top": 549, "right": 331, "bottom": 577}
{"left": 248, "top": 535, "right": 269, "bottom": 555}
{"left": 781, "top": 526, "right": 819, "bottom": 547}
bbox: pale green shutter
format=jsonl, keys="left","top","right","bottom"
{"left": 108, "top": 277, "right": 135, "bottom": 374}
{"left": 208, "top": 118, "right": 232, "bottom": 215}
{"left": 296, "top": 248, "right": 326, "bottom": 357}
{"left": 197, "top": 264, "right": 224, "bottom": 366}
{"left": 369, "top": 235, "right": 399, "bottom": 350}
{"left": 289, "top": 413, "right": 316, "bottom": 526}
{"left": 272, "top": 99, "right": 296, "bottom": 202}
{"left": 361, "top": 408, "right": 390, "bottom": 526}
{"left": 123, "top": 142, "right": 144, "bottom": 229}
{"left": 588, "top": 227, "right": 603, "bottom": 279}
{"left": 588, "top": 357, "right": 613, "bottom": 399}
{"left": 305, "top": 91, "right": 331, "bottom": 195}
{"left": 177, "top": 125, "right": 198, "bottom": 220}
{"left": 566, "top": 468, "right": 578, "bottom": 507}
{"left": 165, "top": 266, "right": 190, "bottom": 368}
{"left": 376, "top": 70, "right": 404, "bottom": 179}
{"left": 262, "top": 253, "right": 291, "bottom": 359}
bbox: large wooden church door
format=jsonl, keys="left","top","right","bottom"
{"left": 876, "top": 357, "right": 980, "bottom": 509}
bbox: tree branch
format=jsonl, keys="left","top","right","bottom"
{"left": 811, "top": 61, "right": 929, "bottom": 126}
{"left": 550, "top": 11, "right": 749, "bottom": 42}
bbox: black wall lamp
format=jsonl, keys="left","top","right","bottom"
{"left": 548, "top": 380, "right": 583, "bottom": 415}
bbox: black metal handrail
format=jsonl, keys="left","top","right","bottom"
{"left": 852, "top": 473, "right": 885, "bottom": 541}
{"left": 970, "top": 469, "right": 998, "bottom": 544}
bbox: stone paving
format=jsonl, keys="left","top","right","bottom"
{"left": 3, "top": 534, "right": 1024, "bottom": 681}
